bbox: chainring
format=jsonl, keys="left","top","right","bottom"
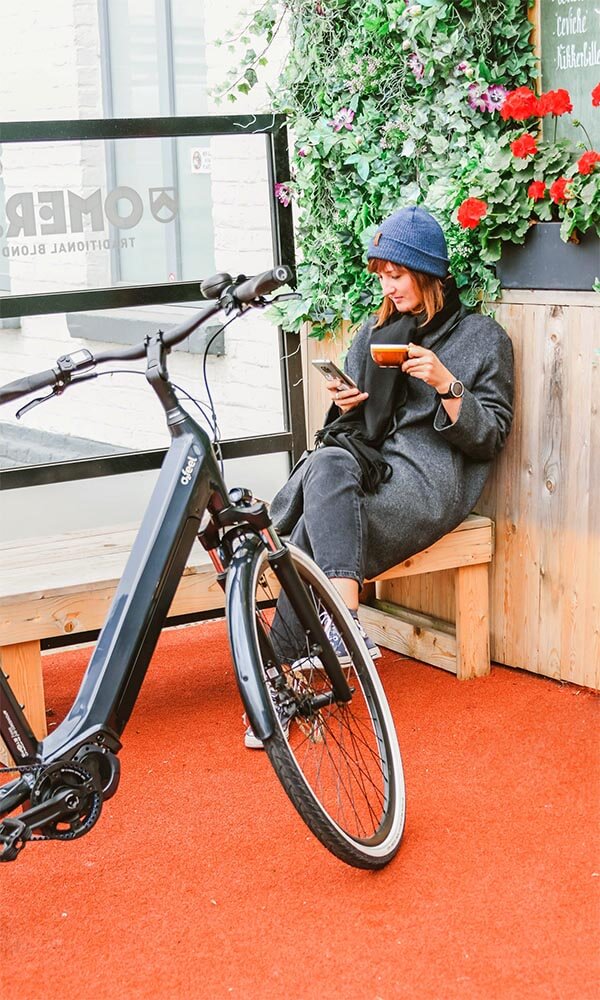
{"left": 30, "top": 761, "right": 102, "bottom": 840}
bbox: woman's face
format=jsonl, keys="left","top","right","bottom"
{"left": 377, "top": 262, "right": 423, "bottom": 313}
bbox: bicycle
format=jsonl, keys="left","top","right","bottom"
{"left": 0, "top": 266, "right": 405, "bottom": 869}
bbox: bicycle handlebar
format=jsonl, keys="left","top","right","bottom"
{"left": 0, "top": 368, "right": 59, "bottom": 404}
{"left": 231, "top": 265, "right": 292, "bottom": 304}
{"left": 0, "top": 266, "right": 294, "bottom": 406}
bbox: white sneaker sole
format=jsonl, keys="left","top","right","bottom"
{"left": 244, "top": 721, "right": 290, "bottom": 750}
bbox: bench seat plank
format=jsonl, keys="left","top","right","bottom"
{"left": 366, "top": 514, "right": 493, "bottom": 582}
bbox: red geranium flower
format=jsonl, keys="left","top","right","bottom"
{"left": 500, "top": 87, "right": 539, "bottom": 121}
{"left": 511, "top": 133, "right": 538, "bottom": 158}
{"left": 538, "top": 89, "right": 573, "bottom": 117}
{"left": 578, "top": 150, "right": 600, "bottom": 175}
{"left": 527, "top": 180, "right": 546, "bottom": 201}
{"left": 592, "top": 84, "right": 600, "bottom": 107}
{"left": 549, "top": 177, "right": 572, "bottom": 204}
{"left": 457, "top": 197, "right": 488, "bottom": 229}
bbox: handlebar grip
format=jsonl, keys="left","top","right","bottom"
{"left": 232, "top": 266, "right": 293, "bottom": 304}
{"left": 0, "top": 368, "right": 57, "bottom": 404}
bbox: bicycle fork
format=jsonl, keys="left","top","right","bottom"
{"left": 224, "top": 530, "right": 353, "bottom": 743}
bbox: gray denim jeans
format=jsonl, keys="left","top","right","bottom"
{"left": 270, "top": 446, "right": 367, "bottom": 662}
{"left": 287, "top": 446, "right": 368, "bottom": 586}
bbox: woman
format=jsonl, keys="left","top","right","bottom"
{"left": 245, "top": 205, "right": 514, "bottom": 747}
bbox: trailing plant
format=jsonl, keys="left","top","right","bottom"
{"left": 215, "top": 1, "right": 597, "bottom": 336}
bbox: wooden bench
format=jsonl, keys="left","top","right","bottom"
{"left": 358, "top": 514, "right": 494, "bottom": 680}
{"left": 0, "top": 514, "right": 493, "bottom": 761}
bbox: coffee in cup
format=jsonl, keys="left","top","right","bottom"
{"left": 370, "top": 344, "right": 410, "bottom": 367}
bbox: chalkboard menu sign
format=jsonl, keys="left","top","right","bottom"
{"left": 540, "top": 1, "right": 600, "bottom": 144}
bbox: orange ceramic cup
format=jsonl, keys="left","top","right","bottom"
{"left": 370, "top": 344, "right": 410, "bottom": 367}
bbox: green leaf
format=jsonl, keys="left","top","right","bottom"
{"left": 357, "top": 156, "right": 371, "bottom": 181}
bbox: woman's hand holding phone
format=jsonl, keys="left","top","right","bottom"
{"left": 326, "top": 378, "right": 369, "bottom": 413}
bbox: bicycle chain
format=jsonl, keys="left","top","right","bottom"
{"left": 1, "top": 763, "right": 49, "bottom": 844}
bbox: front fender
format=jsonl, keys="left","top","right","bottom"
{"left": 225, "top": 533, "right": 274, "bottom": 742}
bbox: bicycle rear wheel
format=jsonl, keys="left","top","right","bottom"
{"left": 237, "top": 542, "right": 405, "bottom": 870}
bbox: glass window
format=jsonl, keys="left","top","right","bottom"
{"left": 103, "top": 0, "right": 216, "bottom": 283}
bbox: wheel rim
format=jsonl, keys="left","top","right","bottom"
{"left": 253, "top": 549, "right": 402, "bottom": 849}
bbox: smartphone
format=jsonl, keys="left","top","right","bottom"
{"left": 370, "top": 344, "right": 410, "bottom": 367}
{"left": 311, "top": 359, "right": 358, "bottom": 389}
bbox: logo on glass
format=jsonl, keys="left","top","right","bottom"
{"left": 0, "top": 186, "right": 179, "bottom": 238}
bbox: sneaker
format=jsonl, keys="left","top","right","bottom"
{"left": 290, "top": 610, "right": 380, "bottom": 673}
{"left": 320, "top": 610, "right": 352, "bottom": 665}
{"left": 351, "top": 611, "right": 382, "bottom": 660}
{"left": 243, "top": 700, "right": 292, "bottom": 750}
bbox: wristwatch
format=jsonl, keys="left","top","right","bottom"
{"left": 438, "top": 380, "right": 465, "bottom": 399}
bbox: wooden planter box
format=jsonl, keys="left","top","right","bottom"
{"left": 497, "top": 222, "right": 599, "bottom": 291}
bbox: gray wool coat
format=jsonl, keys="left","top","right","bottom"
{"left": 270, "top": 309, "right": 514, "bottom": 580}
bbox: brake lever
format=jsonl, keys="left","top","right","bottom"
{"left": 269, "top": 292, "right": 302, "bottom": 303}
{"left": 241, "top": 292, "right": 301, "bottom": 311}
{"left": 15, "top": 390, "right": 58, "bottom": 419}
{"left": 15, "top": 373, "right": 99, "bottom": 419}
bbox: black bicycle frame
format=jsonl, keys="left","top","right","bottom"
{"left": 0, "top": 337, "right": 352, "bottom": 782}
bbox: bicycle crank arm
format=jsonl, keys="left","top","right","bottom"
{"left": 12, "top": 785, "right": 89, "bottom": 832}
{"left": 0, "top": 788, "right": 79, "bottom": 862}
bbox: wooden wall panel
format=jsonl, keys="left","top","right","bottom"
{"left": 302, "top": 292, "right": 600, "bottom": 688}
{"left": 480, "top": 292, "right": 600, "bottom": 689}
{"left": 301, "top": 322, "right": 354, "bottom": 446}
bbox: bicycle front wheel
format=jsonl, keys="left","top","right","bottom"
{"left": 238, "top": 542, "right": 405, "bottom": 870}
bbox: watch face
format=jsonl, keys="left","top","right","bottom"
{"left": 450, "top": 381, "right": 464, "bottom": 398}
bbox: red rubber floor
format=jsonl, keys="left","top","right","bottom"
{"left": 1, "top": 620, "right": 598, "bottom": 1000}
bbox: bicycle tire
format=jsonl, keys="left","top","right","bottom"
{"left": 234, "top": 542, "right": 405, "bottom": 870}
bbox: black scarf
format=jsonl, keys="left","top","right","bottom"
{"left": 314, "top": 278, "right": 465, "bottom": 493}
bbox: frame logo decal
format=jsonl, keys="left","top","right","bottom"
{"left": 180, "top": 454, "right": 198, "bottom": 485}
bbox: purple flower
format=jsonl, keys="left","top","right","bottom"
{"left": 274, "top": 182, "right": 292, "bottom": 207}
{"left": 298, "top": 147, "right": 308, "bottom": 158}
{"left": 467, "top": 83, "right": 488, "bottom": 112}
{"left": 330, "top": 107, "right": 355, "bottom": 131}
{"left": 485, "top": 84, "right": 508, "bottom": 112}
{"left": 467, "top": 82, "right": 509, "bottom": 114}
{"left": 456, "top": 61, "right": 470, "bottom": 74}
{"left": 408, "top": 53, "right": 425, "bottom": 80}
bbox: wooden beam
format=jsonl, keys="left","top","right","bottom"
{"left": 528, "top": 1, "right": 542, "bottom": 68}
{"left": 455, "top": 564, "right": 490, "bottom": 679}
{"left": 358, "top": 603, "right": 458, "bottom": 674}
{"left": 367, "top": 516, "right": 493, "bottom": 582}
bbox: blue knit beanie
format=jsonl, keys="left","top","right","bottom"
{"left": 367, "top": 205, "right": 449, "bottom": 278}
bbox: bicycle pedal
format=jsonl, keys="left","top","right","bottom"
{"left": 0, "top": 817, "right": 31, "bottom": 862}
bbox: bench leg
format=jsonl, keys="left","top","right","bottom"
{"left": 455, "top": 564, "right": 490, "bottom": 680}
{"left": 0, "top": 640, "right": 47, "bottom": 744}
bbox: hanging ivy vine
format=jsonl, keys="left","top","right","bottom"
{"left": 216, "top": 1, "right": 539, "bottom": 334}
